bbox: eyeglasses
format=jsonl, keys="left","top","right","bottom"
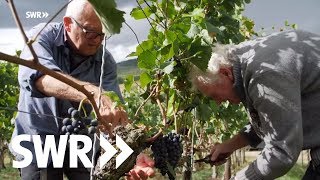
{"left": 71, "top": 17, "right": 105, "bottom": 40}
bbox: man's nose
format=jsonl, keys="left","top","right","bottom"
{"left": 92, "top": 35, "right": 103, "bottom": 44}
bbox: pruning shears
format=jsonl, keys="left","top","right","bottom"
{"left": 194, "top": 153, "right": 230, "bottom": 165}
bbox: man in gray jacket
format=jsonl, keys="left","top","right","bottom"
{"left": 190, "top": 30, "right": 320, "bottom": 179}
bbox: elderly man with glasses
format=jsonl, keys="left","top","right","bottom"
{"left": 9, "top": 0, "right": 154, "bottom": 180}
{"left": 190, "top": 30, "right": 320, "bottom": 179}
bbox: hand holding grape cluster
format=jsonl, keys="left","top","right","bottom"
{"left": 94, "top": 95, "right": 129, "bottom": 132}
{"left": 61, "top": 107, "right": 98, "bottom": 136}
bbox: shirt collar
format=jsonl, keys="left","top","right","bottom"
{"left": 232, "top": 55, "right": 247, "bottom": 105}
{"left": 53, "top": 22, "right": 68, "bottom": 47}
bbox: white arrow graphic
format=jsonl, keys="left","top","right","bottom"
{"left": 42, "top": 12, "right": 49, "bottom": 18}
{"left": 116, "top": 135, "right": 133, "bottom": 168}
{"left": 99, "top": 135, "right": 117, "bottom": 168}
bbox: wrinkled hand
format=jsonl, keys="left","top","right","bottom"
{"left": 210, "top": 143, "right": 233, "bottom": 166}
{"left": 98, "top": 95, "right": 128, "bottom": 131}
{"left": 126, "top": 153, "right": 155, "bottom": 180}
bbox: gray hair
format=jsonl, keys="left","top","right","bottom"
{"left": 189, "top": 44, "right": 235, "bottom": 90}
{"left": 65, "top": 0, "right": 91, "bottom": 19}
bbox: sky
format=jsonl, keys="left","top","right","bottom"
{"left": 0, "top": 0, "right": 319, "bottom": 62}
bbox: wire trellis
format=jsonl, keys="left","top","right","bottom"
{"left": 0, "top": 106, "right": 64, "bottom": 120}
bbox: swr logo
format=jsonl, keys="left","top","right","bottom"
{"left": 26, "top": 11, "right": 49, "bottom": 19}
{"left": 11, "top": 135, "right": 133, "bottom": 168}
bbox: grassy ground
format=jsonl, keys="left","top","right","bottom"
{"left": 148, "top": 160, "right": 308, "bottom": 180}
{"left": 277, "top": 163, "right": 307, "bottom": 180}
{"left": 0, "top": 154, "right": 19, "bottom": 180}
{"left": 0, "top": 167, "right": 19, "bottom": 180}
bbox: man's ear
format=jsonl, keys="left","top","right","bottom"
{"left": 63, "top": 16, "right": 72, "bottom": 32}
{"left": 219, "top": 66, "right": 234, "bottom": 81}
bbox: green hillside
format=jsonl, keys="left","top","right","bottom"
{"left": 117, "top": 58, "right": 140, "bottom": 83}
{"left": 117, "top": 58, "right": 139, "bottom": 77}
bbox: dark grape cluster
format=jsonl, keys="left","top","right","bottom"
{"left": 151, "top": 132, "right": 183, "bottom": 180}
{"left": 151, "top": 137, "right": 168, "bottom": 175}
{"left": 60, "top": 107, "right": 98, "bottom": 136}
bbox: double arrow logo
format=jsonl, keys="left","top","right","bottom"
{"left": 99, "top": 135, "right": 134, "bottom": 168}
{"left": 42, "top": 12, "right": 49, "bottom": 18}
{"left": 25, "top": 11, "right": 49, "bottom": 19}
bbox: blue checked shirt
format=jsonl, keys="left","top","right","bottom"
{"left": 10, "top": 22, "right": 122, "bottom": 163}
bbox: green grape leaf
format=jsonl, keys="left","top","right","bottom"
{"left": 183, "top": 8, "right": 205, "bottom": 19}
{"left": 242, "top": 18, "right": 255, "bottom": 30}
{"left": 160, "top": 43, "right": 177, "bottom": 63}
{"left": 124, "top": 75, "right": 134, "bottom": 92}
{"left": 130, "top": 7, "right": 153, "bottom": 20}
{"left": 15, "top": 50, "right": 22, "bottom": 57}
{"left": 197, "top": 104, "right": 212, "bottom": 121}
{"left": 161, "top": 1, "right": 176, "bottom": 19}
{"left": 138, "top": 50, "right": 157, "bottom": 70}
{"left": 205, "top": 127, "right": 215, "bottom": 134}
{"left": 140, "top": 72, "right": 152, "bottom": 88}
{"left": 167, "top": 91, "right": 175, "bottom": 117}
{"left": 187, "top": 23, "right": 200, "bottom": 38}
{"left": 162, "top": 60, "right": 176, "bottom": 74}
{"left": 137, "top": 0, "right": 144, "bottom": 4}
{"left": 127, "top": 51, "right": 137, "bottom": 57}
{"left": 189, "top": 38, "right": 212, "bottom": 71}
{"left": 164, "top": 31, "right": 177, "bottom": 45}
{"left": 205, "top": 21, "right": 222, "bottom": 34}
{"left": 292, "top": 24, "right": 298, "bottom": 29}
{"left": 200, "top": 29, "right": 213, "bottom": 45}
{"left": 285, "top": 20, "right": 290, "bottom": 26}
{"left": 88, "top": 0, "right": 125, "bottom": 35}
{"left": 103, "top": 91, "right": 123, "bottom": 108}
{"left": 136, "top": 40, "right": 154, "bottom": 56}
{"left": 166, "top": 162, "right": 176, "bottom": 179}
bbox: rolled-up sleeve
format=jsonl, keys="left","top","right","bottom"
{"left": 235, "top": 71, "right": 302, "bottom": 179}
{"left": 239, "top": 124, "right": 262, "bottom": 147}
{"left": 18, "top": 24, "right": 61, "bottom": 98}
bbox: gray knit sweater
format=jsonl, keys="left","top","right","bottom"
{"left": 230, "top": 30, "right": 320, "bottom": 179}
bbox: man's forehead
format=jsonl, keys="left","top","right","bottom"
{"left": 195, "top": 78, "right": 212, "bottom": 92}
{"left": 82, "top": 21, "right": 101, "bottom": 29}
{"left": 78, "top": 15, "right": 102, "bottom": 30}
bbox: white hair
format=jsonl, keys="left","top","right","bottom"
{"left": 189, "top": 44, "right": 235, "bottom": 90}
{"left": 65, "top": 0, "right": 91, "bottom": 19}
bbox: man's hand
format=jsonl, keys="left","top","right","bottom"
{"left": 210, "top": 133, "right": 250, "bottom": 166}
{"left": 35, "top": 74, "right": 128, "bottom": 132}
{"left": 210, "top": 143, "right": 233, "bottom": 166}
{"left": 126, "top": 153, "right": 155, "bottom": 180}
{"left": 97, "top": 95, "right": 128, "bottom": 131}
